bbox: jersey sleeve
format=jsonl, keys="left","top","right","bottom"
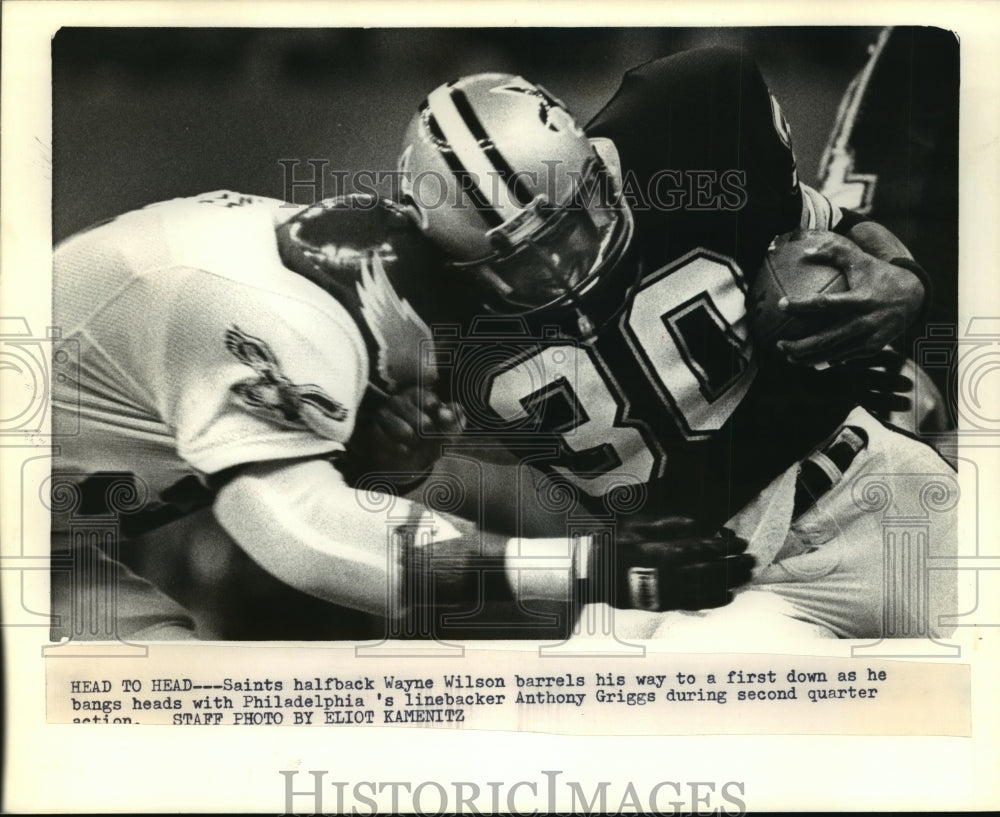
{"left": 154, "top": 265, "right": 369, "bottom": 477}
{"left": 587, "top": 47, "right": 831, "bottom": 236}
{"left": 799, "top": 182, "right": 849, "bottom": 232}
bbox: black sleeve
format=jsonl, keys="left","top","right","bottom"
{"left": 587, "top": 47, "right": 803, "bottom": 230}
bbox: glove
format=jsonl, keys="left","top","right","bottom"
{"left": 593, "top": 515, "right": 756, "bottom": 611}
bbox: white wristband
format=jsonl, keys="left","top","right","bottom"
{"left": 503, "top": 535, "right": 591, "bottom": 602}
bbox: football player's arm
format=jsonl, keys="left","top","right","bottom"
{"left": 212, "top": 457, "right": 755, "bottom": 619}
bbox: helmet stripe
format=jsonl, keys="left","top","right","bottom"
{"left": 420, "top": 101, "right": 503, "bottom": 228}
{"left": 426, "top": 84, "right": 523, "bottom": 224}
{"left": 450, "top": 88, "right": 534, "bottom": 207}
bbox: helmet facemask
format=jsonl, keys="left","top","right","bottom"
{"left": 451, "top": 154, "right": 634, "bottom": 325}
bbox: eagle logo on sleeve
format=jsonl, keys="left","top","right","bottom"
{"left": 355, "top": 253, "right": 435, "bottom": 391}
{"left": 224, "top": 326, "right": 349, "bottom": 431}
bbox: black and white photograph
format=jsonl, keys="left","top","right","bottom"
{"left": 2, "top": 1, "right": 999, "bottom": 814}
{"left": 49, "top": 25, "right": 961, "bottom": 644}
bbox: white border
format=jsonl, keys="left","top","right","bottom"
{"left": 2, "top": 1, "right": 999, "bottom": 813}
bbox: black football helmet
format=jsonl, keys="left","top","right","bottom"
{"left": 275, "top": 193, "right": 465, "bottom": 393}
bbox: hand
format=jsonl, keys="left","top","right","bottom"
{"left": 776, "top": 232, "right": 925, "bottom": 367}
{"left": 600, "top": 515, "right": 756, "bottom": 611}
{"left": 344, "top": 385, "right": 463, "bottom": 490}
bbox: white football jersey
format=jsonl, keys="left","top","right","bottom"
{"left": 52, "top": 191, "right": 369, "bottom": 502}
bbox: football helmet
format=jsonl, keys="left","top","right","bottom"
{"left": 276, "top": 193, "right": 449, "bottom": 323}
{"left": 275, "top": 194, "right": 464, "bottom": 390}
{"left": 398, "top": 73, "right": 635, "bottom": 332}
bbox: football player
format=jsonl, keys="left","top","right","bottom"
{"left": 50, "top": 189, "right": 754, "bottom": 641}
{"left": 386, "top": 48, "right": 958, "bottom": 639}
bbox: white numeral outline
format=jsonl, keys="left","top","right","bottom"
{"left": 488, "top": 344, "right": 657, "bottom": 497}
{"left": 622, "top": 249, "right": 756, "bottom": 440}
{"left": 485, "top": 250, "right": 755, "bottom": 493}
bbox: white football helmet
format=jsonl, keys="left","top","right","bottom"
{"left": 398, "top": 73, "right": 634, "bottom": 326}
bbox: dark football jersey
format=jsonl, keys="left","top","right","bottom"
{"left": 441, "top": 48, "right": 866, "bottom": 528}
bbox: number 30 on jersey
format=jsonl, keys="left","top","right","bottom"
{"left": 486, "top": 251, "right": 757, "bottom": 496}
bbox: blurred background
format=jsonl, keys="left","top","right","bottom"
{"left": 53, "top": 27, "right": 959, "bottom": 639}
{"left": 54, "top": 27, "right": 900, "bottom": 241}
